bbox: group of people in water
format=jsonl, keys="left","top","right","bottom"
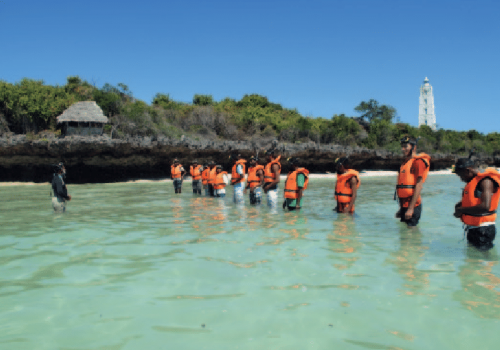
{"left": 51, "top": 135, "right": 499, "bottom": 251}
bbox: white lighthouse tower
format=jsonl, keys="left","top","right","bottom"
{"left": 418, "top": 77, "right": 436, "bottom": 130}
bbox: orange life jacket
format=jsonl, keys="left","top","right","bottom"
{"left": 396, "top": 153, "right": 431, "bottom": 204}
{"left": 190, "top": 165, "right": 202, "bottom": 180}
{"left": 171, "top": 164, "right": 182, "bottom": 179}
{"left": 208, "top": 167, "right": 217, "bottom": 185}
{"left": 335, "top": 169, "right": 360, "bottom": 203}
{"left": 247, "top": 165, "right": 265, "bottom": 188}
{"left": 231, "top": 159, "right": 247, "bottom": 184}
{"left": 284, "top": 168, "right": 309, "bottom": 199}
{"left": 461, "top": 168, "right": 500, "bottom": 226}
{"left": 201, "top": 168, "right": 210, "bottom": 185}
{"left": 214, "top": 172, "right": 228, "bottom": 190}
{"left": 264, "top": 156, "right": 281, "bottom": 183}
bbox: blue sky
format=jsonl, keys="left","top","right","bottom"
{"left": 1, "top": 0, "right": 499, "bottom": 133}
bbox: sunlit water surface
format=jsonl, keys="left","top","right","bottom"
{"left": 0, "top": 176, "right": 499, "bottom": 349}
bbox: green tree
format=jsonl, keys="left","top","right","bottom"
{"left": 355, "top": 99, "right": 396, "bottom": 122}
{"left": 193, "top": 94, "right": 214, "bottom": 106}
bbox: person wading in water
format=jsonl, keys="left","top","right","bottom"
{"left": 283, "top": 157, "right": 309, "bottom": 211}
{"left": 51, "top": 162, "right": 71, "bottom": 213}
{"left": 244, "top": 156, "right": 264, "bottom": 205}
{"left": 334, "top": 156, "right": 360, "bottom": 214}
{"left": 453, "top": 156, "right": 500, "bottom": 250}
{"left": 171, "top": 159, "right": 185, "bottom": 194}
{"left": 230, "top": 154, "right": 246, "bottom": 204}
{"left": 190, "top": 160, "right": 203, "bottom": 195}
{"left": 263, "top": 149, "right": 281, "bottom": 208}
{"left": 395, "top": 136, "right": 431, "bottom": 227}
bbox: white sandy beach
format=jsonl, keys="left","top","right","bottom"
{"left": 0, "top": 169, "right": 458, "bottom": 186}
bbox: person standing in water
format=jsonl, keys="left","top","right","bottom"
{"left": 395, "top": 136, "right": 431, "bottom": 227}
{"left": 213, "top": 165, "right": 229, "bottom": 198}
{"left": 190, "top": 160, "right": 203, "bottom": 195}
{"left": 334, "top": 157, "right": 360, "bottom": 214}
{"left": 51, "top": 162, "right": 71, "bottom": 213}
{"left": 230, "top": 154, "right": 246, "bottom": 204}
{"left": 207, "top": 161, "right": 217, "bottom": 197}
{"left": 283, "top": 158, "right": 309, "bottom": 210}
{"left": 171, "top": 159, "right": 185, "bottom": 194}
{"left": 201, "top": 163, "right": 210, "bottom": 196}
{"left": 453, "top": 157, "right": 500, "bottom": 250}
{"left": 245, "top": 156, "right": 265, "bottom": 205}
{"left": 263, "top": 149, "right": 281, "bottom": 208}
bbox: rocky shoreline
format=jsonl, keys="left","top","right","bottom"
{"left": 0, "top": 135, "right": 496, "bottom": 183}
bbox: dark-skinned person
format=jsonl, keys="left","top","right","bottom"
{"left": 213, "top": 165, "right": 229, "bottom": 198}
{"left": 230, "top": 153, "right": 246, "bottom": 204}
{"left": 207, "top": 161, "right": 217, "bottom": 197}
{"left": 244, "top": 156, "right": 265, "bottom": 205}
{"left": 395, "top": 136, "right": 431, "bottom": 227}
{"left": 51, "top": 162, "right": 71, "bottom": 213}
{"left": 201, "top": 163, "right": 210, "bottom": 196}
{"left": 283, "top": 157, "right": 309, "bottom": 211}
{"left": 171, "top": 159, "right": 185, "bottom": 194}
{"left": 262, "top": 149, "right": 281, "bottom": 208}
{"left": 190, "top": 160, "right": 203, "bottom": 195}
{"left": 334, "top": 157, "right": 360, "bottom": 214}
{"left": 453, "top": 157, "right": 500, "bottom": 250}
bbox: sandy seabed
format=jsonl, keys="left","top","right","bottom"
{"left": 0, "top": 169, "right": 456, "bottom": 186}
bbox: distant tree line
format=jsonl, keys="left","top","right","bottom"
{"left": 0, "top": 76, "right": 498, "bottom": 155}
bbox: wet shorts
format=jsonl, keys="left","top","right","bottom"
{"left": 399, "top": 204, "right": 422, "bottom": 227}
{"left": 52, "top": 197, "right": 66, "bottom": 213}
{"left": 250, "top": 187, "right": 262, "bottom": 205}
{"left": 192, "top": 180, "right": 202, "bottom": 191}
{"left": 467, "top": 225, "right": 496, "bottom": 250}
{"left": 173, "top": 179, "right": 182, "bottom": 189}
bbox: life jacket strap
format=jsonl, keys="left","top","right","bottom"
{"left": 465, "top": 210, "right": 497, "bottom": 217}
{"left": 396, "top": 185, "right": 416, "bottom": 189}
{"left": 335, "top": 191, "right": 352, "bottom": 197}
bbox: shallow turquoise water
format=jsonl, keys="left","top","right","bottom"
{"left": 0, "top": 175, "right": 499, "bottom": 350}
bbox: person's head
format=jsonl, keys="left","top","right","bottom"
{"left": 288, "top": 157, "right": 300, "bottom": 170}
{"left": 193, "top": 160, "right": 198, "bottom": 166}
{"left": 400, "top": 135, "right": 417, "bottom": 158}
{"left": 54, "top": 162, "right": 65, "bottom": 174}
{"left": 335, "top": 157, "right": 349, "bottom": 174}
{"left": 173, "top": 158, "right": 179, "bottom": 166}
{"left": 216, "top": 165, "right": 222, "bottom": 174}
{"left": 203, "top": 163, "right": 208, "bottom": 169}
{"left": 231, "top": 153, "right": 242, "bottom": 163}
{"left": 209, "top": 161, "right": 215, "bottom": 168}
{"left": 249, "top": 156, "right": 258, "bottom": 167}
{"left": 266, "top": 148, "right": 278, "bottom": 162}
{"left": 453, "top": 158, "right": 482, "bottom": 183}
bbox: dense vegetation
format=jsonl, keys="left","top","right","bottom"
{"left": 0, "top": 76, "right": 499, "bottom": 155}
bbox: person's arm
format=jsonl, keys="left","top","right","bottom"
{"left": 454, "top": 179, "right": 494, "bottom": 217}
{"left": 295, "top": 174, "right": 305, "bottom": 209}
{"left": 344, "top": 176, "right": 358, "bottom": 213}
{"left": 55, "top": 176, "right": 70, "bottom": 200}
{"left": 257, "top": 169, "right": 264, "bottom": 188}
{"left": 181, "top": 167, "right": 186, "bottom": 180}
{"left": 404, "top": 159, "right": 426, "bottom": 220}
{"left": 404, "top": 177, "right": 423, "bottom": 219}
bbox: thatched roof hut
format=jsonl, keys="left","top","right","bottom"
{"left": 57, "top": 101, "right": 108, "bottom": 136}
{"left": 57, "top": 101, "right": 108, "bottom": 124}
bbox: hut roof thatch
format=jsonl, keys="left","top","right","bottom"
{"left": 57, "top": 101, "right": 109, "bottom": 124}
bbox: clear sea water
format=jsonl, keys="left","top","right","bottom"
{"left": 0, "top": 175, "right": 499, "bottom": 350}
